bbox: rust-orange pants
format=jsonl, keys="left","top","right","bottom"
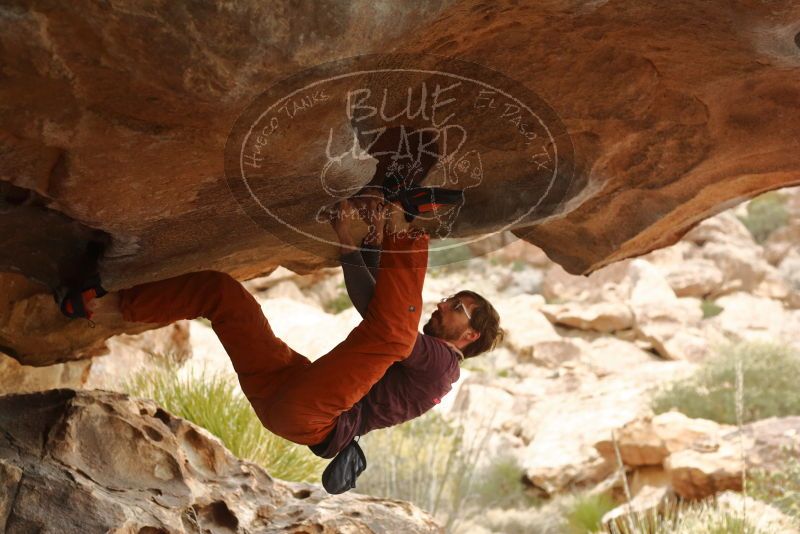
{"left": 118, "top": 233, "right": 428, "bottom": 445}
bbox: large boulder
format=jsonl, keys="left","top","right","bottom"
{"left": 707, "top": 292, "right": 800, "bottom": 349}
{"left": 492, "top": 294, "right": 567, "bottom": 364}
{"left": 595, "top": 412, "right": 731, "bottom": 468}
{"left": 763, "top": 220, "right": 800, "bottom": 267}
{"left": 661, "top": 258, "right": 725, "bottom": 298}
{"left": 580, "top": 337, "right": 660, "bottom": 378}
{"left": 599, "top": 414, "right": 800, "bottom": 501}
{"left": 520, "top": 360, "right": 694, "bottom": 496}
{"left": 0, "top": 389, "right": 440, "bottom": 533}
{"left": 540, "top": 302, "right": 634, "bottom": 333}
{"left": 665, "top": 440, "right": 745, "bottom": 500}
{"left": 627, "top": 260, "right": 708, "bottom": 361}
{"left": 4, "top": 0, "right": 800, "bottom": 364}
{"left": 683, "top": 213, "right": 789, "bottom": 298}
{"left": 541, "top": 262, "right": 632, "bottom": 304}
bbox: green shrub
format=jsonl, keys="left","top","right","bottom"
{"left": 700, "top": 299, "right": 724, "bottom": 319}
{"left": 652, "top": 341, "right": 800, "bottom": 424}
{"left": 566, "top": 492, "right": 616, "bottom": 534}
{"left": 125, "top": 365, "right": 325, "bottom": 482}
{"left": 323, "top": 292, "right": 353, "bottom": 314}
{"left": 750, "top": 450, "right": 800, "bottom": 522}
{"left": 511, "top": 260, "right": 527, "bottom": 273}
{"left": 738, "top": 191, "right": 789, "bottom": 243}
{"left": 471, "top": 453, "right": 539, "bottom": 510}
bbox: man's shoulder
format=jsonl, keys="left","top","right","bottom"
{"left": 414, "top": 333, "right": 462, "bottom": 361}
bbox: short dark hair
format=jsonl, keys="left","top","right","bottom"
{"left": 456, "top": 290, "right": 504, "bottom": 358}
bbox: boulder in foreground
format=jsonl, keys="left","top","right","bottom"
{"left": 0, "top": 389, "right": 441, "bottom": 533}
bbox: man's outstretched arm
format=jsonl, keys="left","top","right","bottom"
{"left": 340, "top": 246, "right": 376, "bottom": 319}
{"left": 331, "top": 199, "right": 385, "bottom": 319}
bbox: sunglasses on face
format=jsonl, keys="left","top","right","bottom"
{"left": 440, "top": 295, "right": 472, "bottom": 321}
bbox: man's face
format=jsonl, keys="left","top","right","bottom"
{"left": 423, "top": 294, "right": 476, "bottom": 343}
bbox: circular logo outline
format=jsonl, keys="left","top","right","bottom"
{"left": 225, "top": 53, "right": 574, "bottom": 257}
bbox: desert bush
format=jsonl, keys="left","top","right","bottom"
{"left": 471, "top": 453, "right": 539, "bottom": 510}
{"left": 750, "top": 449, "right": 800, "bottom": 522}
{"left": 700, "top": 299, "right": 724, "bottom": 319}
{"left": 738, "top": 191, "right": 789, "bottom": 243}
{"left": 651, "top": 341, "right": 800, "bottom": 424}
{"left": 566, "top": 493, "right": 617, "bottom": 534}
{"left": 125, "top": 364, "right": 325, "bottom": 482}
{"left": 322, "top": 291, "right": 353, "bottom": 314}
{"left": 511, "top": 260, "right": 527, "bottom": 273}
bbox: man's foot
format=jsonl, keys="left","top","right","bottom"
{"left": 388, "top": 187, "right": 463, "bottom": 223}
{"left": 54, "top": 273, "right": 107, "bottom": 321}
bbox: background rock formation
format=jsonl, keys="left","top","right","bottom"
{"left": 2, "top": 1, "right": 800, "bottom": 361}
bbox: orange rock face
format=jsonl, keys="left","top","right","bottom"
{"left": 2, "top": 0, "right": 800, "bottom": 364}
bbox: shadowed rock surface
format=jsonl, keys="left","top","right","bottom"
{"left": 0, "top": 389, "right": 441, "bottom": 533}
{"left": 2, "top": 2, "right": 800, "bottom": 360}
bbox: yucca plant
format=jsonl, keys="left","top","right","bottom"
{"left": 125, "top": 363, "right": 325, "bottom": 483}
{"left": 606, "top": 498, "right": 776, "bottom": 534}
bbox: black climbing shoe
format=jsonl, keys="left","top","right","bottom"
{"left": 386, "top": 186, "right": 464, "bottom": 222}
{"left": 54, "top": 272, "right": 107, "bottom": 321}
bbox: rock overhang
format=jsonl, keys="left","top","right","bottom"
{"left": 2, "top": 0, "right": 800, "bottom": 364}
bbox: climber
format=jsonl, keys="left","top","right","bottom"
{"left": 55, "top": 193, "right": 502, "bottom": 491}
{"left": 317, "top": 193, "right": 503, "bottom": 458}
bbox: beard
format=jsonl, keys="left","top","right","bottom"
{"left": 422, "top": 319, "right": 437, "bottom": 337}
{"left": 423, "top": 313, "right": 462, "bottom": 342}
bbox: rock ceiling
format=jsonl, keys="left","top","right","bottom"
{"left": 1, "top": 0, "right": 799, "bottom": 364}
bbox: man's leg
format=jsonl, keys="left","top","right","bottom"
{"left": 117, "top": 271, "right": 311, "bottom": 412}
{"left": 264, "top": 232, "right": 429, "bottom": 445}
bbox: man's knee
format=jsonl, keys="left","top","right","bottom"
{"left": 263, "top": 396, "right": 331, "bottom": 446}
{"left": 193, "top": 270, "right": 254, "bottom": 321}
